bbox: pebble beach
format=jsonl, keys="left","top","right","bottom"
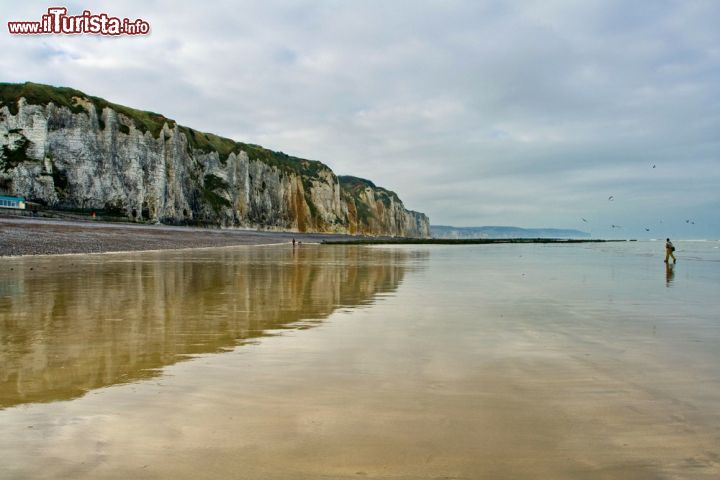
{"left": 0, "top": 216, "right": 359, "bottom": 256}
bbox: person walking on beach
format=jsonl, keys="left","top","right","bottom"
{"left": 665, "top": 238, "right": 676, "bottom": 263}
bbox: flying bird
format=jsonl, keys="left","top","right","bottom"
{"left": 611, "top": 224, "right": 622, "bottom": 229}
{"left": 652, "top": 164, "right": 656, "bottom": 168}
{"left": 645, "top": 228, "right": 650, "bottom": 232}
{"left": 608, "top": 196, "right": 614, "bottom": 201}
{"left": 581, "top": 218, "right": 588, "bottom": 223}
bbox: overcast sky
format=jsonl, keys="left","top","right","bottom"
{"left": 2, "top": 1, "right": 718, "bottom": 238}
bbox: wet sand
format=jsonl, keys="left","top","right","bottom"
{"left": 1, "top": 242, "right": 719, "bottom": 478}
{"left": 0, "top": 216, "right": 361, "bottom": 256}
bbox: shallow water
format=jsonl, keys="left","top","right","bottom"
{"left": 1, "top": 242, "right": 719, "bottom": 479}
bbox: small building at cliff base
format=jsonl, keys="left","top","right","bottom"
{"left": 0, "top": 195, "right": 26, "bottom": 209}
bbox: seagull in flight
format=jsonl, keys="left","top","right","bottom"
{"left": 581, "top": 218, "right": 588, "bottom": 223}
{"left": 608, "top": 196, "right": 614, "bottom": 201}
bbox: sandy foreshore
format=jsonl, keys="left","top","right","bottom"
{"left": 0, "top": 216, "right": 362, "bottom": 256}
{"left": 2, "top": 241, "right": 718, "bottom": 478}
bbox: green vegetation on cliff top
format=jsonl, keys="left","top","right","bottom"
{"left": 178, "top": 125, "right": 329, "bottom": 178}
{"left": 338, "top": 176, "right": 403, "bottom": 226}
{"left": 0, "top": 82, "right": 174, "bottom": 137}
{"left": 339, "top": 175, "right": 399, "bottom": 209}
{"left": 0, "top": 82, "right": 332, "bottom": 179}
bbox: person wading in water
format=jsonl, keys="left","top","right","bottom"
{"left": 665, "top": 238, "right": 677, "bottom": 263}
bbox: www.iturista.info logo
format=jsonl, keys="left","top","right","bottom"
{"left": 7, "top": 7, "right": 150, "bottom": 35}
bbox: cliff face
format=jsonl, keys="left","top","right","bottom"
{"left": 0, "top": 82, "right": 429, "bottom": 237}
{"left": 339, "top": 176, "right": 430, "bottom": 237}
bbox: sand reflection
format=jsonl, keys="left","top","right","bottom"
{"left": 0, "top": 246, "right": 410, "bottom": 409}
{"left": 1, "top": 243, "right": 718, "bottom": 479}
{"left": 665, "top": 262, "right": 675, "bottom": 286}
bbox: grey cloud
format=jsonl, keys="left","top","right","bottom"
{"left": 1, "top": 0, "right": 718, "bottom": 238}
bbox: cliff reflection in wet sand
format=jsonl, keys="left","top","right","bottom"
{"left": 0, "top": 246, "right": 411, "bottom": 409}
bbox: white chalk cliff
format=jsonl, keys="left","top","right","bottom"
{"left": 0, "top": 82, "right": 430, "bottom": 237}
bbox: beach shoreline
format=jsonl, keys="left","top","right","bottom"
{"left": 0, "top": 215, "right": 624, "bottom": 258}
{"left": 0, "top": 215, "right": 363, "bottom": 257}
